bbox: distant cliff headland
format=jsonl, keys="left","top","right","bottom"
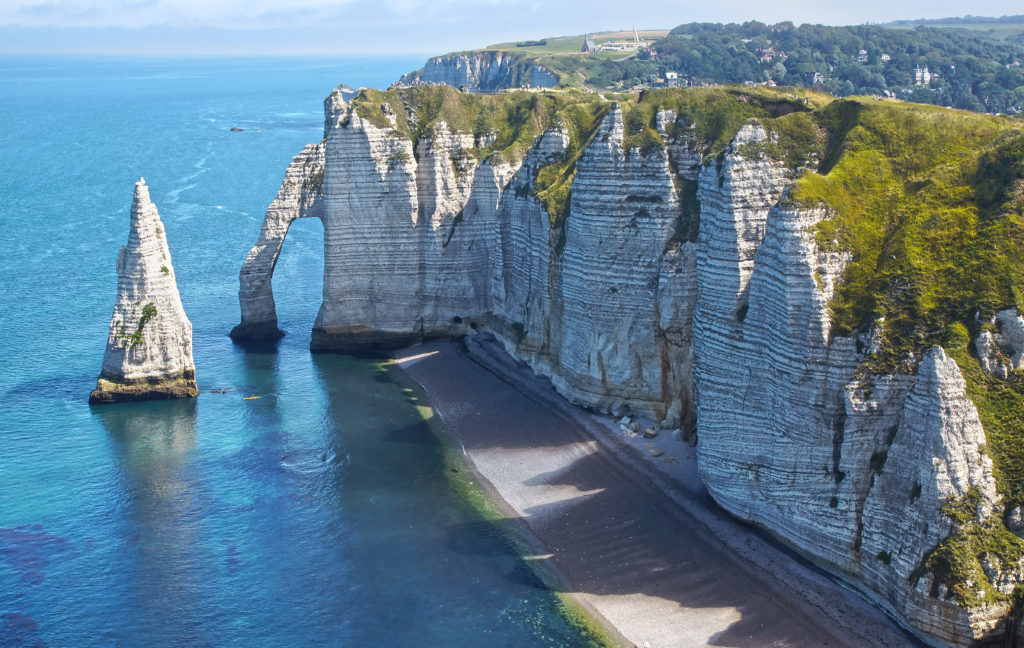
{"left": 399, "top": 18, "right": 1024, "bottom": 114}
{"left": 231, "top": 22, "right": 1024, "bottom": 644}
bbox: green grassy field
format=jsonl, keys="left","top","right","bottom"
{"left": 485, "top": 30, "right": 667, "bottom": 57}
{"left": 485, "top": 35, "right": 589, "bottom": 55}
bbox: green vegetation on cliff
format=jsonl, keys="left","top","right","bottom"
{"left": 351, "top": 86, "right": 612, "bottom": 224}
{"left": 113, "top": 302, "right": 158, "bottom": 349}
{"left": 779, "top": 98, "right": 1024, "bottom": 523}
{"left": 350, "top": 86, "right": 1022, "bottom": 391}
{"left": 352, "top": 85, "right": 606, "bottom": 165}
{"left": 787, "top": 101, "right": 1024, "bottom": 503}
{"left": 913, "top": 486, "right": 1024, "bottom": 607}
{"left": 792, "top": 100, "right": 1024, "bottom": 365}
{"left": 349, "top": 84, "right": 827, "bottom": 224}
{"left": 776, "top": 98, "right": 1024, "bottom": 608}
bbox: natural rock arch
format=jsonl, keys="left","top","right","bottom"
{"left": 231, "top": 142, "right": 325, "bottom": 342}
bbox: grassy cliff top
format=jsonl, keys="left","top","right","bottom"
{"left": 781, "top": 100, "right": 1024, "bottom": 553}
{"left": 405, "top": 19, "right": 1024, "bottom": 111}
{"left": 348, "top": 84, "right": 825, "bottom": 220}
{"left": 483, "top": 30, "right": 671, "bottom": 55}
{"left": 349, "top": 84, "right": 827, "bottom": 161}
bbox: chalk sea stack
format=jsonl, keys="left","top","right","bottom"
{"left": 89, "top": 179, "right": 197, "bottom": 404}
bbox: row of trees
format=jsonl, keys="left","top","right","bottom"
{"left": 640, "top": 22, "right": 1024, "bottom": 113}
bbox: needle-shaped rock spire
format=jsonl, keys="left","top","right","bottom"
{"left": 90, "top": 179, "right": 197, "bottom": 403}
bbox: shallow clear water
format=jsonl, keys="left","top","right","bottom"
{"left": 0, "top": 57, "right": 598, "bottom": 647}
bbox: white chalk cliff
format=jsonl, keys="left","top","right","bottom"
{"left": 399, "top": 51, "right": 558, "bottom": 91}
{"left": 974, "top": 308, "right": 1024, "bottom": 380}
{"left": 231, "top": 142, "right": 326, "bottom": 341}
{"left": 91, "top": 179, "right": 197, "bottom": 403}
{"left": 235, "top": 87, "right": 1024, "bottom": 646}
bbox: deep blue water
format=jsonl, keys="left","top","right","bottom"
{"left": 0, "top": 57, "right": 597, "bottom": 647}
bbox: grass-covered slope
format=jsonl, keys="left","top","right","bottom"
{"left": 788, "top": 100, "right": 1024, "bottom": 505}
{"left": 783, "top": 99, "right": 1024, "bottom": 608}
{"left": 348, "top": 84, "right": 823, "bottom": 221}
{"left": 350, "top": 85, "right": 606, "bottom": 164}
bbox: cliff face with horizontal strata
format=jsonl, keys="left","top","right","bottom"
{"left": 235, "top": 86, "right": 1024, "bottom": 646}
{"left": 91, "top": 179, "right": 197, "bottom": 403}
{"left": 398, "top": 51, "right": 558, "bottom": 91}
{"left": 692, "top": 134, "right": 1004, "bottom": 643}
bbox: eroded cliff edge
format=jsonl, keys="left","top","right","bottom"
{"left": 398, "top": 51, "right": 558, "bottom": 91}
{"left": 235, "top": 85, "right": 1024, "bottom": 646}
{"left": 91, "top": 179, "right": 197, "bottom": 403}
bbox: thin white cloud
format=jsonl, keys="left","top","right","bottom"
{"left": 0, "top": 0, "right": 1022, "bottom": 53}
{"left": 17, "top": 1, "right": 97, "bottom": 18}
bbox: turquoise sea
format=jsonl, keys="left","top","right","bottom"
{"left": 0, "top": 57, "right": 599, "bottom": 647}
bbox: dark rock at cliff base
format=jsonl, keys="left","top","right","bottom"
{"left": 89, "top": 375, "right": 199, "bottom": 404}
{"left": 229, "top": 321, "right": 285, "bottom": 344}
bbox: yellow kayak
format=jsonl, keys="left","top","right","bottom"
{"left": 243, "top": 395, "right": 260, "bottom": 400}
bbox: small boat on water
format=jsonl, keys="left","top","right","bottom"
{"left": 243, "top": 395, "right": 260, "bottom": 400}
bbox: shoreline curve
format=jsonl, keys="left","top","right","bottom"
{"left": 390, "top": 334, "right": 924, "bottom": 648}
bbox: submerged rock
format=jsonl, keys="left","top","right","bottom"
{"left": 89, "top": 179, "right": 197, "bottom": 404}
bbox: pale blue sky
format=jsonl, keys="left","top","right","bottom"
{"left": 1, "top": 0, "right": 1022, "bottom": 55}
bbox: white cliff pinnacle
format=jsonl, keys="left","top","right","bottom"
{"left": 859, "top": 347, "right": 1003, "bottom": 644}
{"left": 90, "top": 179, "right": 197, "bottom": 403}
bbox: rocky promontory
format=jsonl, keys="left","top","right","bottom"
{"left": 90, "top": 179, "right": 197, "bottom": 404}
{"left": 398, "top": 51, "right": 558, "bottom": 91}
{"left": 235, "top": 84, "right": 1024, "bottom": 646}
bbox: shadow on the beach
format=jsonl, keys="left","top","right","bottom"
{"left": 409, "top": 339, "right": 926, "bottom": 648}
{"left": 444, "top": 459, "right": 916, "bottom": 647}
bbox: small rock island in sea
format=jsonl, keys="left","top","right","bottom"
{"left": 89, "top": 178, "right": 197, "bottom": 404}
